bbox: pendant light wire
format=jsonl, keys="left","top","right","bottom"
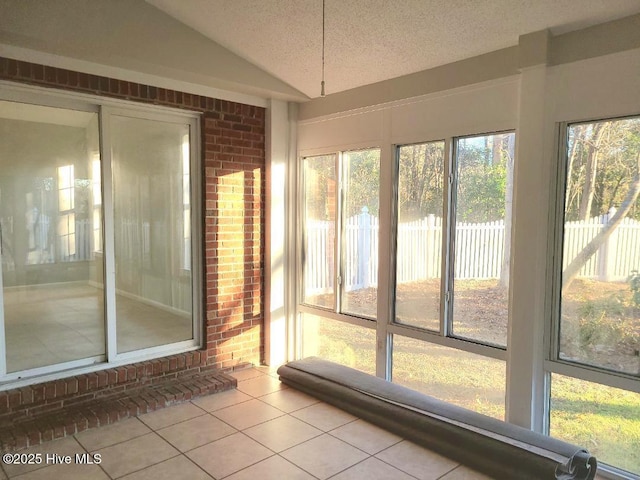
{"left": 321, "top": 0, "right": 326, "bottom": 97}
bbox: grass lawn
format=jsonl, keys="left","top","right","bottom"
{"left": 303, "top": 310, "right": 640, "bottom": 476}
{"left": 550, "top": 374, "right": 640, "bottom": 475}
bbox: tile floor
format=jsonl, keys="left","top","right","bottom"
{"left": 0, "top": 367, "right": 538, "bottom": 480}
{"left": 4, "top": 283, "right": 192, "bottom": 372}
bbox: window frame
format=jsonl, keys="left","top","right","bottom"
{"left": 0, "top": 82, "right": 203, "bottom": 385}
{"left": 300, "top": 147, "right": 381, "bottom": 321}
{"left": 390, "top": 131, "right": 515, "bottom": 357}
{"left": 547, "top": 116, "right": 640, "bottom": 395}
{"left": 296, "top": 132, "right": 515, "bottom": 382}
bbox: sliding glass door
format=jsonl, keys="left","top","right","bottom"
{"left": 111, "top": 114, "right": 193, "bottom": 353}
{"left": 0, "top": 102, "right": 104, "bottom": 373}
{"left": 0, "top": 95, "right": 200, "bottom": 381}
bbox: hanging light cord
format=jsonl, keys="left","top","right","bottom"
{"left": 321, "top": 0, "right": 326, "bottom": 97}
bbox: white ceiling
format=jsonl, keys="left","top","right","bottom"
{"left": 147, "top": 0, "right": 640, "bottom": 99}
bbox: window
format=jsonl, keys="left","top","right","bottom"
{"left": 0, "top": 95, "right": 200, "bottom": 380}
{"left": 298, "top": 135, "right": 514, "bottom": 417}
{"left": 390, "top": 133, "right": 514, "bottom": 417}
{"left": 393, "top": 334, "right": 506, "bottom": 420}
{"left": 555, "top": 116, "right": 640, "bottom": 375}
{"left": 302, "top": 149, "right": 381, "bottom": 318}
{"left": 300, "top": 148, "right": 380, "bottom": 372}
{"left": 394, "top": 133, "right": 514, "bottom": 347}
{"left": 395, "top": 141, "right": 445, "bottom": 332}
{"left": 549, "top": 115, "right": 640, "bottom": 476}
{"left": 302, "top": 154, "right": 337, "bottom": 310}
{"left": 451, "top": 133, "right": 514, "bottom": 347}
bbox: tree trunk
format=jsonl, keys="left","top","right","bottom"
{"left": 563, "top": 154, "right": 640, "bottom": 290}
{"left": 578, "top": 123, "right": 606, "bottom": 221}
{"left": 499, "top": 134, "right": 515, "bottom": 289}
{"left": 565, "top": 125, "right": 584, "bottom": 213}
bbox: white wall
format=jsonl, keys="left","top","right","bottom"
{"left": 296, "top": 46, "right": 640, "bottom": 432}
{"left": 299, "top": 78, "right": 519, "bottom": 154}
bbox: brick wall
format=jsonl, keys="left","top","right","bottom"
{"left": 0, "top": 58, "right": 265, "bottom": 383}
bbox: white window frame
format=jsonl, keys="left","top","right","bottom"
{"left": 546, "top": 117, "right": 640, "bottom": 393}
{"left": 296, "top": 131, "right": 514, "bottom": 384}
{"left": 543, "top": 116, "right": 640, "bottom": 480}
{"left": 0, "top": 81, "right": 203, "bottom": 388}
{"left": 300, "top": 147, "right": 382, "bottom": 319}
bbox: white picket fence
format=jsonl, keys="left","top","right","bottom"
{"left": 563, "top": 209, "right": 640, "bottom": 280}
{"left": 305, "top": 209, "right": 640, "bottom": 294}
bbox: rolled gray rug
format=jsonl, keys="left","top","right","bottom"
{"left": 277, "top": 357, "right": 596, "bottom": 480}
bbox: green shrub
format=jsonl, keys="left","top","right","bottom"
{"left": 628, "top": 270, "right": 640, "bottom": 309}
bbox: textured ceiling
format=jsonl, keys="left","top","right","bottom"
{"left": 148, "top": 0, "right": 640, "bottom": 99}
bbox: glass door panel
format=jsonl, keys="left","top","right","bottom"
{"left": 0, "top": 101, "right": 104, "bottom": 372}
{"left": 340, "top": 148, "right": 380, "bottom": 318}
{"left": 395, "top": 141, "right": 445, "bottom": 331}
{"left": 302, "top": 154, "right": 337, "bottom": 309}
{"left": 111, "top": 115, "right": 193, "bottom": 353}
{"left": 451, "top": 133, "right": 515, "bottom": 347}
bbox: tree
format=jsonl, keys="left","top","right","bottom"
{"left": 578, "top": 123, "right": 606, "bottom": 221}
{"left": 397, "top": 142, "right": 444, "bottom": 221}
{"left": 562, "top": 117, "right": 640, "bottom": 290}
{"left": 499, "top": 134, "right": 515, "bottom": 288}
{"left": 563, "top": 153, "right": 640, "bottom": 289}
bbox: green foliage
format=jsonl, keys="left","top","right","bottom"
{"left": 565, "top": 118, "right": 640, "bottom": 221}
{"left": 345, "top": 149, "right": 380, "bottom": 217}
{"left": 456, "top": 161, "right": 507, "bottom": 222}
{"left": 304, "top": 155, "right": 336, "bottom": 221}
{"left": 455, "top": 136, "right": 510, "bottom": 223}
{"left": 628, "top": 270, "right": 640, "bottom": 308}
{"left": 397, "top": 142, "right": 444, "bottom": 221}
{"left": 574, "top": 292, "right": 639, "bottom": 353}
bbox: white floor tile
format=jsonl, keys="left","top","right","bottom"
{"left": 186, "top": 432, "right": 273, "bottom": 478}
{"left": 281, "top": 434, "right": 368, "bottom": 480}
{"left": 119, "top": 455, "right": 213, "bottom": 480}
{"left": 258, "top": 388, "right": 319, "bottom": 413}
{"left": 157, "top": 414, "right": 237, "bottom": 452}
{"left": 329, "top": 457, "right": 416, "bottom": 480}
{"left": 244, "top": 415, "right": 322, "bottom": 452}
{"left": 11, "top": 463, "right": 110, "bottom": 480}
{"left": 96, "top": 433, "right": 179, "bottom": 479}
{"left": 376, "top": 440, "right": 459, "bottom": 480}
{"left": 75, "top": 418, "right": 151, "bottom": 452}
{"left": 291, "top": 402, "right": 357, "bottom": 431}
{"left": 212, "top": 398, "right": 284, "bottom": 430}
{"left": 138, "top": 403, "right": 206, "bottom": 431}
{"left": 2, "top": 437, "right": 85, "bottom": 478}
{"left": 224, "top": 455, "right": 315, "bottom": 480}
{"left": 236, "top": 375, "right": 285, "bottom": 397}
{"left": 330, "top": 419, "right": 402, "bottom": 454}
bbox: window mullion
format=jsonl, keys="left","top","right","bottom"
{"left": 442, "top": 137, "right": 455, "bottom": 337}
{"left": 0, "top": 246, "right": 6, "bottom": 377}
{"left": 335, "top": 152, "right": 343, "bottom": 314}
{"left": 99, "top": 106, "right": 118, "bottom": 363}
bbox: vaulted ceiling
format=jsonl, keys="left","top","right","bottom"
{"left": 147, "top": 0, "right": 640, "bottom": 98}
{"left": 1, "top": 0, "right": 640, "bottom": 103}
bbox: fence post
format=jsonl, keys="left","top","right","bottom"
{"left": 600, "top": 207, "right": 620, "bottom": 281}
{"left": 358, "top": 206, "right": 371, "bottom": 288}
{"left": 426, "top": 214, "right": 435, "bottom": 278}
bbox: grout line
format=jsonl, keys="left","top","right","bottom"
{"left": 75, "top": 417, "right": 152, "bottom": 453}
{"left": 324, "top": 454, "right": 374, "bottom": 480}
{"left": 108, "top": 451, "right": 183, "bottom": 480}
{"left": 435, "top": 464, "right": 464, "bottom": 479}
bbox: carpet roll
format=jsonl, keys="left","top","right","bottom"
{"left": 277, "top": 357, "right": 596, "bottom": 480}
